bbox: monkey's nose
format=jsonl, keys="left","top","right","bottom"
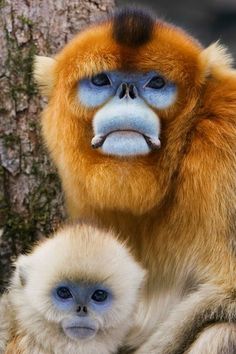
{"left": 117, "top": 83, "right": 138, "bottom": 99}
{"left": 77, "top": 305, "right": 88, "bottom": 316}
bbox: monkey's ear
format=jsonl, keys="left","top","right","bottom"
{"left": 33, "top": 56, "right": 56, "bottom": 97}
{"left": 15, "top": 255, "right": 30, "bottom": 287}
{"left": 200, "top": 42, "right": 234, "bottom": 77}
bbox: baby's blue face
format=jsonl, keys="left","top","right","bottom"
{"left": 51, "top": 281, "right": 113, "bottom": 341}
{"left": 77, "top": 71, "right": 177, "bottom": 157}
{"left": 52, "top": 281, "right": 112, "bottom": 312}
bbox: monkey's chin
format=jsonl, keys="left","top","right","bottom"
{"left": 63, "top": 326, "right": 97, "bottom": 341}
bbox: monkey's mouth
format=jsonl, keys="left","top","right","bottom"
{"left": 64, "top": 326, "right": 97, "bottom": 340}
{"left": 91, "top": 130, "right": 161, "bottom": 156}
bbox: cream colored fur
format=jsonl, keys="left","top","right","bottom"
{"left": 132, "top": 283, "right": 236, "bottom": 354}
{"left": 2, "top": 224, "right": 145, "bottom": 354}
{"left": 34, "top": 56, "right": 56, "bottom": 97}
{"left": 200, "top": 41, "right": 234, "bottom": 76}
{"left": 0, "top": 294, "right": 12, "bottom": 353}
{"left": 186, "top": 323, "right": 236, "bottom": 354}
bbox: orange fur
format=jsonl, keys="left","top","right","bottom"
{"left": 35, "top": 10, "right": 236, "bottom": 353}
{"left": 5, "top": 337, "right": 25, "bottom": 354}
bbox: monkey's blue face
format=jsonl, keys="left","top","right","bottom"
{"left": 78, "top": 71, "right": 177, "bottom": 157}
{"left": 51, "top": 281, "right": 113, "bottom": 341}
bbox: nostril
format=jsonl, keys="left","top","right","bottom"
{"left": 77, "top": 306, "right": 81, "bottom": 313}
{"left": 83, "top": 306, "right": 88, "bottom": 314}
{"left": 129, "top": 84, "right": 137, "bottom": 99}
{"left": 119, "top": 83, "right": 127, "bottom": 99}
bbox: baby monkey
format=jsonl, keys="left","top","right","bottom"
{"left": 1, "top": 224, "right": 145, "bottom": 354}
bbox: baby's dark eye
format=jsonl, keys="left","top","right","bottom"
{"left": 91, "top": 73, "right": 111, "bottom": 86}
{"left": 56, "top": 286, "right": 72, "bottom": 300}
{"left": 91, "top": 290, "right": 108, "bottom": 302}
{"left": 146, "top": 76, "right": 166, "bottom": 89}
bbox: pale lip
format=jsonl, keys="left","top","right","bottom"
{"left": 91, "top": 130, "right": 161, "bottom": 150}
{"left": 64, "top": 325, "right": 97, "bottom": 340}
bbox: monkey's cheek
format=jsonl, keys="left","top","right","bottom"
{"left": 100, "top": 132, "right": 156, "bottom": 156}
{"left": 63, "top": 326, "right": 97, "bottom": 341}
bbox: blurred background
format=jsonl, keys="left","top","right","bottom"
{"left": 117, "top": 0, "right": 236, "bottom": 56}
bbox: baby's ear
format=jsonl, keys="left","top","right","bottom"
{"left": 33, "top": 56, "right": 56, "bottom": 97}
{"left": 14, "top": 255, "right": 31, "bottom": 287}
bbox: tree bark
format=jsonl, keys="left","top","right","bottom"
{"left": 0, "top": 0, "right": 115, "bottom": 292}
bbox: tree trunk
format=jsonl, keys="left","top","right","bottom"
{"left": 0, "top": 0, "right": 115, "bottom": 292}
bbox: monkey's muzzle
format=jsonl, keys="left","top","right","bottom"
{"left": 91, "top": 95, "right": 161, "bottom": 157}
{"left": 92, "top": 130, "right": 161, "bottom": 154}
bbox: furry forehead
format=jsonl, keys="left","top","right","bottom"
{"left": 52, "top": 8, "right": 205, "bottom": 86}
{"left": 17, "top": 224, "right": 145, "bottom": 290}
{"left": 35, "top": 7, "right": 233, "bottom": 97}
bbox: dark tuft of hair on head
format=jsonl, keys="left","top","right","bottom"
{"left": 112, "top": 7, "right": 155, "bottom": 47}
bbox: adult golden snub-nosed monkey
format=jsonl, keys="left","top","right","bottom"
{"left": 34, "top": 7, "right": 236, "bottom": 354}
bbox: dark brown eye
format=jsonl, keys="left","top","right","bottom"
{"left": 146, "top": 76, "right": 166, "bottom": 89}
{"left": 56, "top": 286, "right": 72, "bottom": 299}
{"left": 91, "top": 73, "right": 110, "bottom": 86}
{"left": 91, "top": 290, "right": 108, "bottom": 302}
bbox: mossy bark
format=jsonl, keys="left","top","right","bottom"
{"left": 0, "top": 0, "right": 115, "bottom": 292}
